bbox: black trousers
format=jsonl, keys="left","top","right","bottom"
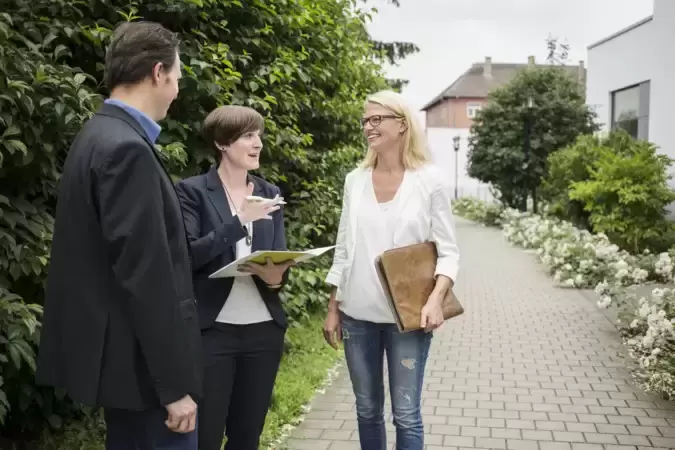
{"left": 198, "top": 320, "right": 285, "bottom": 450}
{"left": 104, "top": 407, "right": 197, "bottom": 450}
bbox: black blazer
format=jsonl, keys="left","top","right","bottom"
{"left": 35, "top": 104, "right": 202, "bottom": 411}
{"left": 175, "top": 167, "right": 288, "bottom": 330}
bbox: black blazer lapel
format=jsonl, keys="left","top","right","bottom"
{"left": 205, "top": 167, "right": 234, "bottom": 224}
{"left": 205, "top": 168, "right": 269, "bottom": 252}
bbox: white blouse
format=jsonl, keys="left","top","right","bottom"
{"left": 215, "top": 215, "right": 273, "bottom": 325}
{"left": 327, "top": 163, "right": 460, "bottom": 310}
{"left": 341, "top": 174, "right": 403, "bottom": 323}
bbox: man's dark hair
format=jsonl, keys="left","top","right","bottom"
{"left": 104, "top": 21, "right": 180, "bottom": 91}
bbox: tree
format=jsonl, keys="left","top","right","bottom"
{"left": 545, "top": 35, "right": 570, "bottom": 65}
{"left": 466, "top": 65, "right": 597, "bottom": 209}
{"left": 360, "top": 0, "right": 420, "bottom": 90}
{"left": 0, "top": 0, "right": 395, "bottom": 440}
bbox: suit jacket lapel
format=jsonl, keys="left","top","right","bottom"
{"left": 205, "top": 167, "right": 234, "bottom": 224}
{"left": 206, "top": 169, "right": 268, "bottom": 253}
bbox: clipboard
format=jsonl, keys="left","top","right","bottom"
{"left": 209, "top": 245, "right": 335, "bottom": 278}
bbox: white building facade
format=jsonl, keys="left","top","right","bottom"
{"left": 586, "top": 0, "right": 675, "bottom": 180}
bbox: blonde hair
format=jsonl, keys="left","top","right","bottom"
{"left": 361, "top": 90, "right": 431, "bottom": 170}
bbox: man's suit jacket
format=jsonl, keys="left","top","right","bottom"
{"left": 174, "top": 167, "right": 288, "bottom": 330}
{"left": 35, "top": 103, "right": 202, "bottom": 411}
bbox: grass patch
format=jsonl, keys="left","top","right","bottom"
{"left": 261, "top": 313, "right": 342, "bottom": 448}
{"left": 33, "top": 312, "right": 341, "bottom": 450}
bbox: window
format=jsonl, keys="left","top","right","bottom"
{"left": 611, "top": 81, "right": 650, "bottom": 140}
{"left": 466, "top": 102, "right": 483, "bottom": 119}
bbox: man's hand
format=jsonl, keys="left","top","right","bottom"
{"left": 165, "top": 395, "right": 197, "bottom": 433}
{"left": 238, "top": 257, "right": 294, "bottom": 286}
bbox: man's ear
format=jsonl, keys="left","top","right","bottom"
{"left": 151, "top": 62, "right": 163, "bottom": 85}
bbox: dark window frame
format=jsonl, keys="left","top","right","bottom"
{"left": 610, "top": 80, "right": 650, "bottom": 140}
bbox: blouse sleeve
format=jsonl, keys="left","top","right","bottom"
{"left": 429, "top": 174, "right": 460, "bottom": 283}
{"left": 325, "top": 173, "right": 351, "bottom": 288}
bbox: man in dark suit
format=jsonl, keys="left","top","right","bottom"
{"left": 35, "top": 21, "right": 202, "bottom": 449}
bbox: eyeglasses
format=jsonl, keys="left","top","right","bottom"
{"left": 360, "top": 114, "right": 401, "bottom": 128}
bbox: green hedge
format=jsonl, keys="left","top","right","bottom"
{"left": 0, "top": 0, "right": 391, "bottom": 443}
{"left": 543, "top": 130, "right": 675, "bottom": 253}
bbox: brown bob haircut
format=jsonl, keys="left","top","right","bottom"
{"left": 203, "top": 105, "right": 265, "bottom": 162}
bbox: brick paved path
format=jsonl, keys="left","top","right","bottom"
{"left": 281, "top": 218, "right": 675, "bottom": 450}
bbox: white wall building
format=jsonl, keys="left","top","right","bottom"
{"left": 426, "top": 127, "right": 494, "bottom": 201}
{"left": 586, "top": 0, "right": 675, "bottom": 181}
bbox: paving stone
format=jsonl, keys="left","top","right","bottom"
{"left": 284, "top": 219, "right": 675, "bottom": 449}
{"left": 583, "top": 432, "right": 617, "bottom": 444}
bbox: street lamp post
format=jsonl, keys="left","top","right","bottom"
{"left": 523, "top": 96, "right": 534, "bottom": 212}
{"left": 452, "top": 135, "right": 460, "bottom": 199}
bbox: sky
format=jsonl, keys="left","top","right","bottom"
{"left": 365, "top": 0, "right": 654, "bottom": 115}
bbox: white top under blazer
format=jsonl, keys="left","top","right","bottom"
{"left": 326, "top": 163, "right": 461, "bottom": 321}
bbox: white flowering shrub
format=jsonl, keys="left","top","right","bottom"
{"left": 595, "top": 283, "right": 675, "bottom": 398}
{"left": 452, "top": 197, "right": 504, "bottom": 227}
{"left": 500, "top": 208, "right": 660, "bottom": 289}
{"left": 455, "top": 201, "right": 675, "bottom": 399}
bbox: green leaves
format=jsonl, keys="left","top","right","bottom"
{"left": 567, "top": 131, "right": 675, "bottom": 253}
{"left": 467, "top": 65, "right": 598, "bottom": 208}
{"left": 0, "top": 0, "right": 397, "bottom": 438}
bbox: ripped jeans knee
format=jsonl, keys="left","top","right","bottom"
{"left": 340, "top": 312, "right": 431, "bottom": 450}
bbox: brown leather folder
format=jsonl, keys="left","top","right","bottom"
{"left": 375, "top": 241, "right": 463, "bottom": 332}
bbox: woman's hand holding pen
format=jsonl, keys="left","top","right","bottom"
{"left": 237, "top": 183, "right": 283, "bottom": 224}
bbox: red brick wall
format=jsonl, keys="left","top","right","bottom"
{"left": 425, "top": 97, "right": 487, "bottom": 129}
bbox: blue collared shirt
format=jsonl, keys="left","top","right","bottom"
{"left": 104, "top": 98, "right": 162, "bottom": 144}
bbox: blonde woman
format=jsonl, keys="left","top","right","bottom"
{"left": 323, "top": 90, "right": 460, "bottom": 449}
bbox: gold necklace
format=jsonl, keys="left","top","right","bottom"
{"left": 221, "top": 181, "right": 252, "bottom": 246}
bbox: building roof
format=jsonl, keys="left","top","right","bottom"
{"left": 587, "top": 15, "right": 652, "bottom": 50}
{"left": 421, "top": 57, "right": 586, "bottom": 111}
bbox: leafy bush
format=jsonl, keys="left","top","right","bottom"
{"left": 0, "top": 9, "right": 101, "bottom": 436}
{"left": 452, "top": 197, "right": 504, "bottom": 227}
{"left": 467, "top": 65, "right": 597, "bottom": 209}
{"left": 0, "top": 0, "right": 394, "bottom": 442}
{"left": 542, "top": 134, "right": 605, "bottom": 228}
{"left": 569, "top": 136, "right": 675, "bottom": 253}
{"left": 500, "top": 208, "right": 656, "bottom": 289}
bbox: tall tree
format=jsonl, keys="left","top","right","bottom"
{"left": 361, "top": 0, "right": 420, "bottom": 90}
{"left": 466, "top": 65, "right": 597, "bottom": 210}
{"left": 0, "top": 0, "right": 391, "bottom": 439}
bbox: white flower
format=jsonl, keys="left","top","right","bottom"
{"left": 595, "top": 281, "right": 609, "bottom": 295}
{"left": 615, "top": 268, "right": 629, "bottom": 280}
{"left": 642, "top": 334, "right": 654, "bottom": 348}
{"left": 597, "top": 296, "right": 612, "bottom": 309}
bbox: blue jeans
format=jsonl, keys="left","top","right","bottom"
{"left": 340, "top": 312, "right": 432, "bottom": 450}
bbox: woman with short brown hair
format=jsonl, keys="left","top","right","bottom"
{"left": 175, "top": 105, "right": 293, "bottom": 450}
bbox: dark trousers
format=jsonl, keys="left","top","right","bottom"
{"left": 198, "top": 320, "right": 285, "bottom": 450}
{"left": 104, "top": 407, "right": 197, "bottom": 450}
